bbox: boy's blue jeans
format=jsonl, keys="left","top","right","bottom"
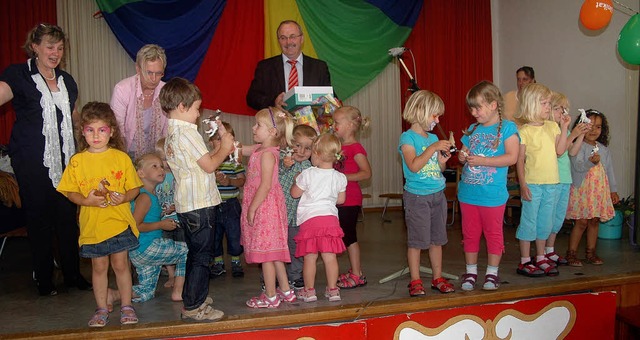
{"left": 214, "top": 198, "right": 244, "bottom": 257}
{"left": 178, "top": 206, "right": 216, "bottom": 310}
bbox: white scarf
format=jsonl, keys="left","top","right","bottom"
{"left": 28, "top": 59, "right": 75, "bottom": 187}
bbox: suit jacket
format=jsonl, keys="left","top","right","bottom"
{"left": 246, "top": 54, "right": 332, "bottom": 111}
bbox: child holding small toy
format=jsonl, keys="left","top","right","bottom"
{"left": 291, "top": 133, "right": 347, "bottom": 302}
{"left": 398, "top": 90, "right": 455, "bottom": 296}
{"left": 208, "top": 122, "right": 246, "bottom": 278}
{"left": 57, "top": 102, "right": 142, "bottom": 327}
{"left": 160, "top": 77, "right": 233, "bottom": 322}
{"left": 458, "top": 81, "right": 519, "bottom": 291}
{"left": 566, "top": 109, "right": 619, "bottom": 266}
{"left": 514, "top": 83, "right": 570, "bottom": 277}
{"left": 241, "top": 107, "right": 296, "bottom": 308}
{"left": 129, "top": 153, "right": 187, "bottom": 303}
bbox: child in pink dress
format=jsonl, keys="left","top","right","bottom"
{"left": 241, "top": 107, "right": 296, "bottom": 308}
{"left": 291, "top": 133, "right": 348, "bottom": 302}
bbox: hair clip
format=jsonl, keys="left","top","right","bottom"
{"left": 268, "top": 107, "right": 277, "bottom": 128}
{"left": 335, "top": 152, "right": 343, "bottom": 161}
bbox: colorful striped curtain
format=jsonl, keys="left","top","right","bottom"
{"left": 96, "top": 0, "right": 423, "bottom": 115}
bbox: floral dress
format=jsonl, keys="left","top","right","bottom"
{"left": 566, "top": 163, "right": 615, "bottom": 222}
{"left": 240, "top": 146, "right": 290, "bottom": 264}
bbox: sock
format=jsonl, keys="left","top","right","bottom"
{"left": 466, "top": 264, "right": 478, "bottom": 275}
{"left": 545, "top": 247, "right": 554, "bottom": 254}
{"left": 536, "top": 255, "right": 546, "bottom": 263}
{"left": 521, "top": 257, "right": 531, "bottom": 265}
{"left": 231, "top": 256, "right": 240, "bottom": 263}
{"left": 214, "top": 256, "right": 224, "bottom": 264}
{"left": 486, "top": 265, "right": 499, "bottom": 276}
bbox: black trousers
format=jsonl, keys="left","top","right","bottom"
{"left": 12, "top": 156, "right": 81, "bottom": 287}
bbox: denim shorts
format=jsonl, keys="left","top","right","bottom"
{"left": 80, "top": 227, "right": 139, "bottom": 258}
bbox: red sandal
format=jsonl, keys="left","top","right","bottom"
{"left": 431, "top": 277, "right": 455, "bottom": 293}
{"left": 408, "top": 279, "right": 426, "bottom": 297}
{"left": 337, "top": 269, "right": 367, "bottom": 289}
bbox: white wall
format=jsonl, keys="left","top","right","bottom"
{"left": 492, "top": 0, "right": 639, "bottom": 197}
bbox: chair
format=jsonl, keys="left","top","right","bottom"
{"left": 444, "top": 166, "right": 461, "bottom": 226}
{"left": 0, "top": 171, "right": 27, "bottom": 259}
{"left": 357, "top": 194, "right": 371, "bottom": 222}
{"left": 379, "top": 193, "right": 403, "bottom": 222}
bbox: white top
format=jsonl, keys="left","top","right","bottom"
{"left": 295, "top": 166, "right": 347, "bottom": 225}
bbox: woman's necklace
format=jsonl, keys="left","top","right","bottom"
{"left": 38, "top": 64, "right": 56, "bottom": 81}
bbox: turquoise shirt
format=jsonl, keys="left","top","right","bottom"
{"left": 398, "top": 130, "right": 445, "bottom": 195}
{"left": 458, "top": 120, "right": 519, "bottom": 207}
{"left": 558, "top": 130, "right": 572, "bottom": 184}
{"left": 131, "top": 188, "right": 163, "bottom": 252}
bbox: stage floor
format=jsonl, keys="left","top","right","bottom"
{"left": 1, "top": 209, "right": 639, "bottom": 338}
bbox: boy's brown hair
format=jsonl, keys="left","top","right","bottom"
{"left": 159, "top": 77, "right": 202, "bottom": 114}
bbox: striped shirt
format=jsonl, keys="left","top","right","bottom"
{"left": 165, "top": 119, "right": 221, "bottom": 213}
{"left": 217, "top": 160, "right": 245, "bottom": 201}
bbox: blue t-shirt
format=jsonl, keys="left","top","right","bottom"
{"left": 398, "top": 130, "right": 445, "bottom": 195}
{"left": 458, "top": 120, "right": 519, "bottom": 207}
{"left": 131, "top": 188, "right": 163, "bottom": 252}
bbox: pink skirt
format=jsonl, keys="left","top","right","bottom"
{"left": 566, "top": 163, "right": 615, "bottom": 222}
{"left": 294, "top": 215, "right": 347, "bottom": 257}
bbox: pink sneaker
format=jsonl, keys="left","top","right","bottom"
{"left": 296, "top": 288, "right": 317, "bottom": 302}
{"left": 246, "top": 293, "right": 281, "bottom": 308}
{"left": 325, "top": 287, "right": 341, "bottom": 302}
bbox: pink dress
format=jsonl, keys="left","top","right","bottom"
{"left": 240, "top": 146, "right": 290, "bottom": 264}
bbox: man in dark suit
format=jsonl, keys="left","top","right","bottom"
{"left": 246, "top": 20, "right": 332, "bottom": 111}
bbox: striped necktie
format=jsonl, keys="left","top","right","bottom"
{"left": 287, "top": 60, "right": 298, "bottom": 90}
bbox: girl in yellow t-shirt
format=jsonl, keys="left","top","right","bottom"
{"left": 514, "top": 84, "right": 570, "bottom": 278}
{"left": 57, "top": 102, "right": 142, "bottom": 328}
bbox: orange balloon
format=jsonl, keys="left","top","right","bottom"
{"left": 580, "top": 0, "right": 614, "bottom": 30}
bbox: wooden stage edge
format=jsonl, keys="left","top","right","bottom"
{"left": 7, "top": 271, "right": 640, "bottom": 340}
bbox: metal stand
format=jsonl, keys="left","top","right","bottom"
{"left": 379, "top": 266, "right": 459, "bottom": 284}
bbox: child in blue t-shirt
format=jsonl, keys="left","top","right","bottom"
{"left": 457, "top": 81, "right": 519, "bottom": 291}
{"left": 398, "top": 90, "right": 455, "bottom": 297}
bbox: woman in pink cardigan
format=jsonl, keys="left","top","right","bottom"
{"left": 110, "top": 44, "right": 168, "bottom": 160}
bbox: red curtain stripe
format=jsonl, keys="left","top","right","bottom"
{"left": 0, "top": 0, "right": 57, "bottom": 145}
{"left": 400, "top": 0, "right": 493, "bottom": 145}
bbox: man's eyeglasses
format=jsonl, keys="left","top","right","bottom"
{"left": 146, "top": 71, "right": 164, "bottom": 78}
{"left": 278, "top": 34, "right": 302, "bottom": 41}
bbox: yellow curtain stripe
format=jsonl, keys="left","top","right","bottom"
{"left": 264, "top": 0, "right": 318, "bottom": 58}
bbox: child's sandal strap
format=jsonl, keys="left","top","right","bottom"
{"left": 120, "top": 305, "right": 138, "bottom": 325}
{"left": 408, "top": 279, "right": 426, "bottom": 297}
{"left": 88, "top": 308, "right": 109, "bottom": 328}
{"left": 482, "top": 274, "right": 500, "bottom": 290}
{"left": 431, "top": 277, "right": 455, "bottom": 293}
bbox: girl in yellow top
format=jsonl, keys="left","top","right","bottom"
{"left": 514, "top": 84, "right": 570, "bottom": 278}
{"left": 57, "top": 102, "right": 142, "bottom": 328}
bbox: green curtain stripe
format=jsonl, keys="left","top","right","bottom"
{"left": 96, "top": 0, "right": 143, "bottom": 14}
{"left": 297, "top": 0, "right": 411, "bottom": 99}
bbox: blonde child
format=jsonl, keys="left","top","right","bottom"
{"left": 154, "top": 138, "right": 182, "bottom": 288}
{"left": 546, "top": 93, "right": 591, "bottom": 266}
{"left": 241, "top": 107, "right": 296, "bottom": 308}
{"left": 566, "top": 109, "right": 619, "bottom": 266}
{"left": 129, "top": 153, "right": 187, "bottom": 302}
{"left": 457, "top": 81, "right": 519, "bottom": 291}
{"left": 291, "top": 133, "right": 348, "bottom": 302}
{"left": 332, "top": 106, "right": 372, "bottom": 289}
{"left": 514, "top": 83, "right": 570, "bottom": 277}
{"left": 57, "top": 102, "right": 142, "bottom": 327}
{"left": 399, "top": 90, "right": 454, "bottom": 296}
{"left": 160, "top": 77, "right": 233, "bottom": 322}
{"left": 280, "top": 124, "right": 318, "bottom": 289}
{"left": 208, "top": 122, "right": 246, "bottom": 278}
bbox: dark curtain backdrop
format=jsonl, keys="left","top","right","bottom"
{"left": 0, "top": 0, "right": 57, "bottom": 145}
{"left": 401, "top": 0, "right": 493, "bottom": 149}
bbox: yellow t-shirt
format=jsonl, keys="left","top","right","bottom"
{"left": 519, "top": 121, "right": 560, "bottom": 184}
{"left": 57, "top": 148, "right": 142, "bottom": 246}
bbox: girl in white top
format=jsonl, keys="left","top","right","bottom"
{"left": 291, "top": 133, "right": 348, "bottom": 302}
